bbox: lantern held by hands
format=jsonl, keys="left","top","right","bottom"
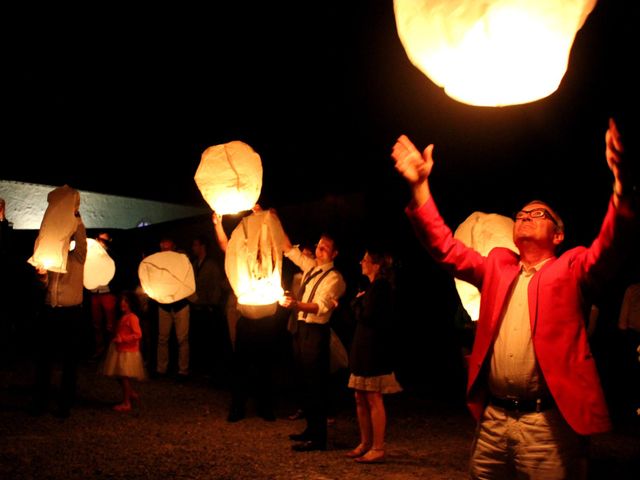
{"left": 84, "top": 238, "right": 116, "bottom": 290}
{"left": 454, "top": 212, "right": 518, "bottom": 320}
{"left": 28, "top": 185, "right": 80, "bottom": 273}
{"left": 138, "top": 251, "right": 195, "bottom": 304}
{"left": 394, "top": 0, "right": 597, "bottom": 106}
{"left": 225, "top": 210, "right": 286, "bottom": 319}
{"left": 194, "top": 141, "right": 263, "bottom": 215}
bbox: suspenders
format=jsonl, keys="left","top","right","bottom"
{"left": 300, "top": 267, "right": 335, "bottom": 319}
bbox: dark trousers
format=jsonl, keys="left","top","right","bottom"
{"left": 33, "top": 305, "right": 84, "bottom": 412}
{"left": 295, "top": 321, "right": 330, "bottom": 444}
{"left": 230, "top": 315, "right": 280, "bottom": 414}
{"left": 191, "top": 304, "right": 231, "bottom": 380}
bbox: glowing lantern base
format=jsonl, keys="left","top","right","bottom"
{"left": 394, "top": 0, "right": 597, "bottom": 106}
{"left": 225, "top": 210, "right": 286, "bottom": 319}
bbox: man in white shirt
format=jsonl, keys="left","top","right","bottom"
{"left": 280, "top": 231, "right": 346, "bottom": 451}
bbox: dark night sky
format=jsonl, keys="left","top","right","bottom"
{"left": 3, "top": 1, "right": 638, "bottom": 246}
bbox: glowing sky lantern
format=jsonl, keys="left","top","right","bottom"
{"left": 194, "top": 141, "right": 263, "bottom": 215}
{"left": 225, "top": 210, "right": 286, "bottom": 319}
{"left": 28, "top": 185, "right": 80, "bottom": 273}
{"left": 394, "top": 0, "right": 597, "bottom": 106}
{"left": 83, "top": 238, "right": 116, "bottom": 290}
{"left": 138, "top": 251, "right": 195, "bottom": 304}
{"left": 454, "top": 212, "right": 518, "bottom": 320}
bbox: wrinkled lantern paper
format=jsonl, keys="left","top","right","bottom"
{"left": 394, "top": 0, "right": 597, "bottom": 106}
{"left": 194, "top": 140, "right": 263, "bottom": 215}
{"left": 225, "top": 210, "right": 286, "bottom": 319}
{"left": 454, "top": 212, "right": 518, "bottom": 320}
{"left": 83, "top": 239, "right": 116, "bottom": 290}
{"left": 28, "top": 185, "right": 80, "bottom": 273}
{"left": 138, "top": 251, "right": 195, "bottom": 304}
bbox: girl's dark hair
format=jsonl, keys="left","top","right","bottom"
{"left": 119, "top": 290, "right": 140, "bottom": 315}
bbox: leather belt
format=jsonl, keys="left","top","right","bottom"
{"left": 489, "top": 396, "right": 555, "bottom": 413}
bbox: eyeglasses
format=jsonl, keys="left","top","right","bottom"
{"left": 515, "top": 208, "right": 558, "bottom": 225}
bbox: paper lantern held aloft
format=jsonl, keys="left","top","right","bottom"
{"left": 84, "top": 238, "right": 116, "bottom": 290}
{"left": 454, "top": 211, "right": 518, "bottom": 320}
{"left": 28, "top": 184, "right": 80, "bottom": 273}
{"left": 394, "top": 0, "right": 597, "bottom": 106}
{"left": 195, "top": 141, "right": 263, "bottom": 215}
{"left": 225, "top": 210, "right": 286, "bottom": 319}
{"left": 138, "top": 251, "right": 195, "bottom": 304}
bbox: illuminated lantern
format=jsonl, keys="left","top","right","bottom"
{"left": 138, "top": 251, "right": 195, "bottom": 304}
{"left": 83, "top": 238, "right": 116, "bottom": 290}
{"left": 28, "top": 185, "right": 80, "bottom": 273}
{"left": 454, "top": 212, "right": 517, "bottom": 320}
{"left": 225, "top": 210, "right": 285, "bottom": 319}
{"left": 394, "top": 0, "right": 597, "bottom": 106}
{"left": 194, "top": 141, "right": 263, "bottom": 215}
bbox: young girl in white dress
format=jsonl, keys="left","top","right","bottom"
{"left": 103, "top": 291, "right": 146, "bottom": 411}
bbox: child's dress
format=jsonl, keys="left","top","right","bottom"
{"left": 103, "top": 312, "right": 146, "bottom": 380}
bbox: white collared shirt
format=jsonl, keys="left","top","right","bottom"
{"left": 488, "top": 258, "right": 552, "bottom": 399}
{"left": 285, "top": 247, "right": 346, "bottom": 324}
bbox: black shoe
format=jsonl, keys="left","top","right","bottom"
{"left": 289, "top": 431, "right": 311, "bottom": 441}
{"left": 291, "top": 440, "right": 326, "bottom": 452}
{"left": 176, "top": 374, "right": 189, "bottom": 384}
{"left": 52, "top": 407, "right": 70, "bottom": 419}
{"left": 226, "top": 408, "right": 245, "bottom": 423}
{"left": 258, "top": 409, "right": 276, "bottom": 422}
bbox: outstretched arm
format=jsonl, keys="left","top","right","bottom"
{"left": 212, "top": 212, "right": 228, "bottom": 253}
{"left": 391, "top": 135, "right": 435, "bottom": 207}
{"left": 606, "top": 117, "right": 635, "bottom": 209}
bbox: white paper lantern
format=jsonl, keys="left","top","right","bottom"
{"left": 394, "top": 0, "right": 597, "bottom": 106}
{"left": 83, "top": 238, "right": 116, "bottom": 290}
{"left": 194, "top": 141, "right": 263, "bottom": 215}
{"left": 454, "top": 211, "right": 518, "bottom": 320}
{"left": 225, "top": 210, "right": 285, "bottom": 319}
{"left": 138, "top": 251, "right": 196, "bottom": 304}
{"left": 28, "top": 185, "right": 80, "bottom": 273}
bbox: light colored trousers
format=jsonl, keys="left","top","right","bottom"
{"left": 470, "top": 404, "right": 588, "bottom": 480}
{"left": 157, "top": 305, "right": 190, "bottom": 375}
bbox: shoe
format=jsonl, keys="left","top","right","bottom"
{"left": 354, "top": 448, "right": 385, "bottom": 464}
{"left": 113, "top": 403, "right": 132, "bottom": 412}
{"left": 288, "top": 409, "right": 305, "bottom": 420}
{"left": 288, "top": 431, "right": 311, "bottom": 441}
{"left": 226, "top": 408, "right": 245, "bottom": 423}
{"left": 257, "top": 408, "right": 276, "bottom": 422}
{"left": 52, "top": 407, "right": 70, "bottom": 419}
{"left": 345, "top": 444, "right": 371, "bottom": 458}
{"left": 291, "top": 440, "right": 326, "bottom": 452}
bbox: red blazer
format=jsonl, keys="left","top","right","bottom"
{"left": 407, "top": 196, "right": 634, "bottom": 435}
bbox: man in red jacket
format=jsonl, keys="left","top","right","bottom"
{"left": 391, "top": 118, "right": 636, "bottom": 479}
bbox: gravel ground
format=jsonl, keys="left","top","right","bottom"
{"left": 1, "top": 360, "right": 639, "bottom": 480}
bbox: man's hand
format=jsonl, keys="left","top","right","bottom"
{"left": 606, "top": 118, "right": 626, "bottom": 197}
{"left": 392, "top": 135, "right": 434, "bottom": 185}
{"left": 279, "top": 295, "right": 296, "bottom": 309}
{"left": 392, "top": 135, "right": 435, "bottom": 206}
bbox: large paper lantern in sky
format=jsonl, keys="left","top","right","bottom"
{"left": 28, "top": 184, "right": 80, "bottom": 273}
{"left": 138, "top": 251, "right": 195, "bottom": 304}
{"left": 83, "top": 239, "right": 116, "bottom": 290}
{"left": 194, "top": 141, "right": 263, "bottom": 215}
{"left": 225, "top": 210, "right": 286, "bottom": 319}
{"left": 454, "top": 212, "right": 518, "bottom": 320}
{"left": 394, "top": 0, "right": 597, "bottom": 106}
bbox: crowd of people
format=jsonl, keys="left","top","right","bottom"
{"left": 0, "top": 117, "right": 638, "bottom": 478}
